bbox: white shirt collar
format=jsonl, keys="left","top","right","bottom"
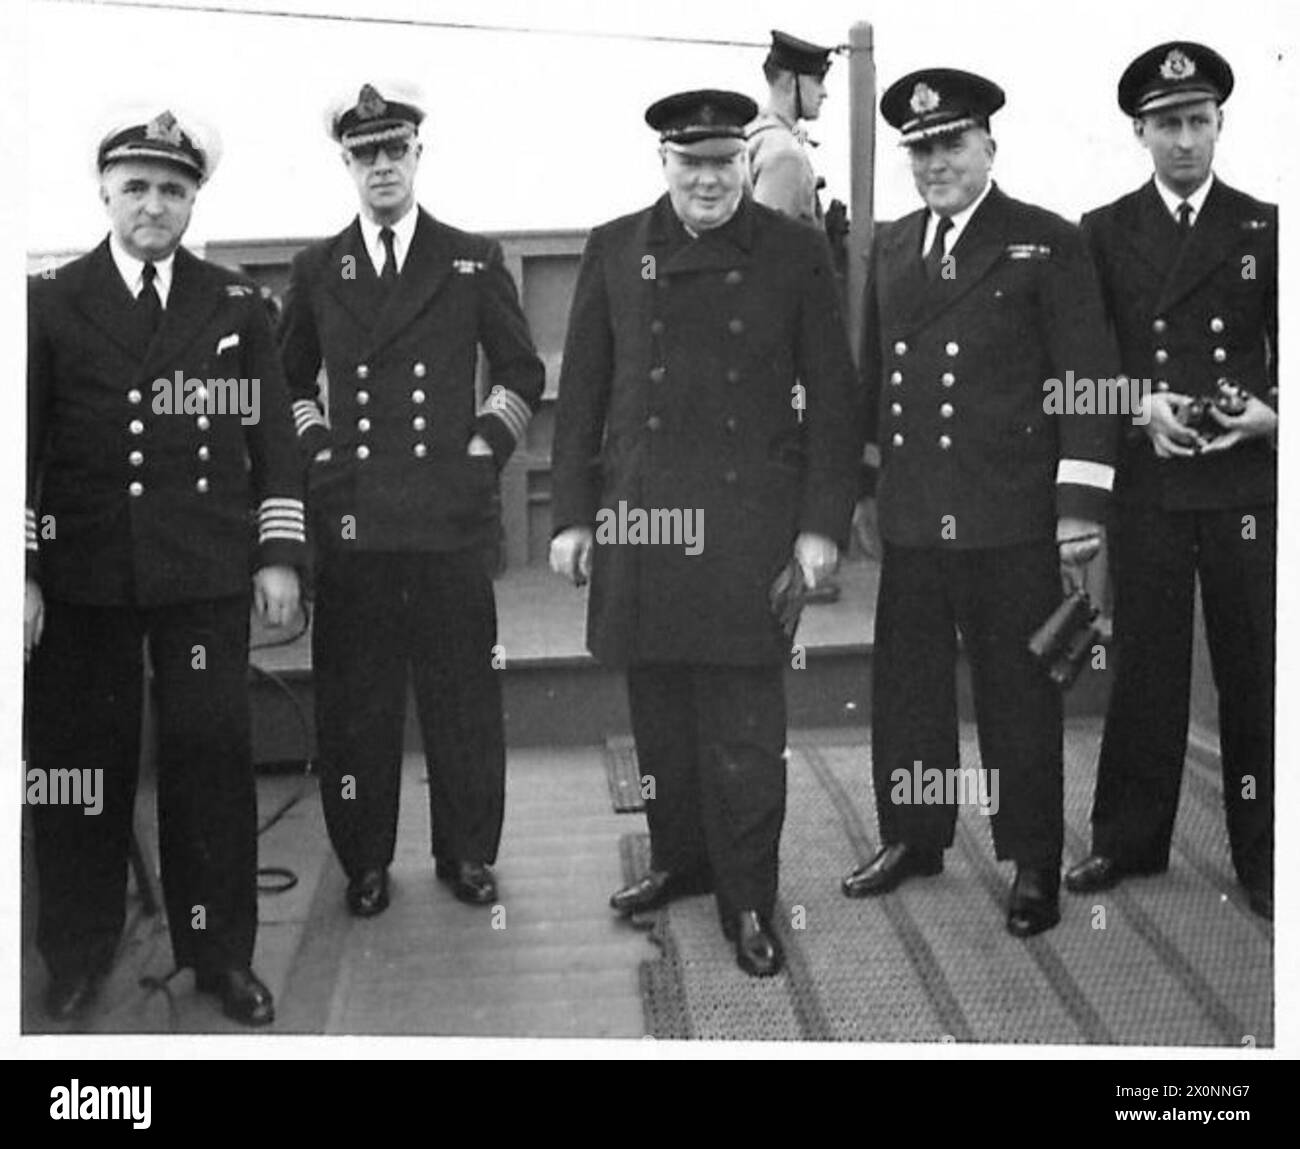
{"left": 1153, "top": 172, "right": 1214, "bottom": 225}
{"left": 924, "top": 178, "right": 994, "bottom": 256}
{"left": 109, "top": 233, "right": 176, "bottom": 306}
{"left": 359, "top": 205, "right": 418, "bottom": 276}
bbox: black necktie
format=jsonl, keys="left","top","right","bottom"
{"left": 1177, "top": 201, "right": 1194, "bottom": 240}
{"left": 138, "top": 261, "right": 162, "bottom": 335}
{"left": 924, "top": 216, "right": 953, "bottom": 281}
{"left": 379, "top": 226, "right": 398, "bottom": 286}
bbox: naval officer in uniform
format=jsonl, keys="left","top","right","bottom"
{"left": 26, "top": 108, "right": 306, "bottom": 1024}
{"left": 746, "top": 29, "right": 835, "bottom": 226}
{"left": 1065, "top": 44, "right": 1276, "bottom": 920}
{"left": 841, "top": 71, "right": 1120, "bottom": 936}
{"left": 279, "top": 82, "right": 545, "bottom": 917}
{"left": 549, "top": 90, "right": 860, "bottom": 976}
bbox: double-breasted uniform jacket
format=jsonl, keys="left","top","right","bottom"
{"left": 278, "top": 208, "right": 545, "bottom": 552}
{"left": 746, "top": 112, "right": 821, "bottom": 225}
{"left": 860, "top": 184, "right": 1120, "bottom": 547}
{"left": 551, "top": 193, "right": 861, "bottom": 667}
{"left": 26, "top": 240, "right": 307, "bottom": 603}
{"left": 1079, "top": 178, "right": 1277, "bottom": 510}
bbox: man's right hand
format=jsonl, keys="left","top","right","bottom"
{"left": 25, "top": 578, "right": 44, "bottom": 663}
{"left": 1141, "top": 391, "right": 1204, "bottom": 458}
{"left": 549, "top": 527, "right": 594, "bottom": 587}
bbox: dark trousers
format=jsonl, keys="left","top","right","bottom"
{"left": 26, "top": 595, "right": 257, "bottom": 980}
{"left": 1091, "top": 504, "right": 1274, "bottom": 889}
{"left": 627, "top": 664, "right": 787, "bottom": 920}
{"left": 313, "top": 549, "right": 506, "bottom": 878}
{"left": 872, "top": 542, "right": 1064, "bottom": 867}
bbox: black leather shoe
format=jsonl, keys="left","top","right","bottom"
{"left": 196, "top": 966, "right": 275, "bottom": 1026}
{"left": 346, "top": 867, "right": 390, "bottom": 917}
{"left": 1064, "top": 854, "right": 1122, "bottom": 894}
{"left": 841, "top": 843, "right": 943, "bottom": 897}
{"left": 733, "top": 911, "right": 784, "bottom": 977}
{"left": 1247, "top": 886, "right": 1273, "bottom": 921}
{"left": 44, "top": 971, "right": 103, "bottom": 1022}
{"left": 1007, "top": 866, "right": 1061, "bottom": 938}
{"left": 436, "top": 859, "right": 497, "bottom": 905}
{"left": 609, "top": 869, "right": 713, "bottom": 915}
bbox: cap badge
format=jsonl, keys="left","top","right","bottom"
{"left": 910, "top": 83, "right": 941, "bottom": 115}
{"left": 145, "top": 110, "right": 183, "bottom": 146}
{"left": 698, "top": 104, "right": 717, "bottom": 126}
{"left": 356, "top": 84, "right": 388, "bottom": 121}
{"left": 1159, "top": 49, "right": 1196, "bottom": 81}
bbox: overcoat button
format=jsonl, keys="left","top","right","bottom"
{"left": 940, "top": 403, "right": 954, "bottom": 419}
{"left": 650, "top": 319, "right": 665, "bottom": 335}
{"left": 413, "top": 362, "right": 427, "bottom": 377}
{"left": 412, "top": 416, "right": 427, "bottom": 431}
{"left": 127, "top": 389, "right": 142, "bottom": 405}
{"left": 649, "top": 366, "right": 666, "bottom": 383}
{"left": 892, "top": 433, "right": 904, "bottom": 447}
{"left": 1156, "top": 380, "right": 1170, "bottom": 392}
{"left": 890, "top": 370, "right": 903, "bottom": 385}
{"left": 1152, "top": 318, "right": 1167, "bottom": 334}
{"left": 890, "top": 402, "right": 902, "bottom": 417}
{"left": 1212, "top": 347, "right": 1227, "bottom": 363}
{"left": 356, "top": 364, "right": 369, "bottom": 380}
{"left": 894, "top": 340, "right": 908, "bottom": 356}
{"left": 725, "top": 270, "right": 743, "bottom": 285}
{"left": 723, "top": 469, "right": 738, "bottom": 483}
{"left": 128, "top": 481, "right": 144, "bottom": 497}
{"left": 412, "top": 389, "right": 426, "bottom": 404}
{"left": 196, "top": 477, "right": 209, "bottom": 493}
{"left": 938, "top": 434, "right": 953, "bottom": 450}
{"left": 941, "top": 372, "right": 956, "bottom": 388}
{"left": 726, "top": 368, "right": 741, "bottom": 383}
{"left": 413, "top": 443, "right": 428, "bottom": 458}
{"left": 356, "top": 445, "right": 370, "bottom": 460}
{"left": 728, "top": 318, "right": 744, "bottom": 335}
{"left": 945, "top": 341, "right": 960, "bottom": 357}
{"left": 129, "top": 419, "right": 144, "bottom": 435}
{"left": 128, "top": 450, "right": 144, "bottom": 466}
{"left": 1154, "top": 348, "right": 1169, "bottom": 364}
{"left": 1209, "top": 317, "right": 1225, "bottom": 334}
{"left": 647, "top": 415, "right": 662, "bottom": 431}
{"left": 356, "top": 390, "right": 370, "bottom": 405}
{"left": 357, "top": 418, "right": 371, "bottom": 432}
{"left": 196, "top": 415, "right": 211, "bottom": 431}
{"left": 197, "top": 446, "right": 210, "bottom": 461}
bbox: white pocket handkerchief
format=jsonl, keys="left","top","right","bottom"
{"left": 217, "top": 333, "right": 240, "bottom": 353}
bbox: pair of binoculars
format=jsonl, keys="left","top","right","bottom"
{"left": 1180, "top": 377, "right": 1252, "bottom": 440}
{"left": 1027, "top": 587, "right": 1102, "bottom": 689}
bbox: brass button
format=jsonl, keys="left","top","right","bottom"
{"left": 357, "top": 417, "right": 371, "bottom": 433}
{"left": 890, "top": 402, "right": 903, "bottom": 417}
{"left": 725, "top": 269, "right": 743, "bottom": 285}
{"left": 1210, "top": 317, "right": 1225, "bottom": 334}
{"left": 940, "top": 403, "right": 954, "bottom": 419}
{"left": 647, "top": 415, "right": 662, "bottom": 431}
{"left": 938, "top": 434, "right": 953, "bottom": 450}
{"left": 356, "top": 390, "right": 370, "bottom": 406}
{"left": 649, "top": 366, "right": 666, "bottom": 384}
{"left": 889, "top": 370, "right": 903, "bottom": 385}
{"left": 356, "top": 364, "right": 369, "bottom": 380}
{"left": 129, "top": 419, "right": 144, "bottom": 435}
{"left": 728, "top": 318, "right": 744, "bottom": 335}
{"left": 413, "top": 443, "right": 428, "bottom": 458}
{"left": 413, "top": 362, "right": 427, "bottom": 378}
{"left": 1152, "top": 318, "right": 1167, "bottom": 334}
{"left": 1213, "top": 347, "right": 1227, "bottom": 363}
{"left": 724, "top": 416, "right": 738, "bottom": 432}
{"left": 650, "top": 319, "right": 665, "bottom": 335}
{"left": 1154, "top": 348, "right": 1169, "bottom": 365}
{"left": 945, "top": 341, "right": 960, "bottom": 357}
{"left": 195, "top": 477, "right": 209, "bottom": 493}
{"left": 1156, "top": 380, "right": 1170, "bottom": 392}
{"left": 128, "top": 450, "right": 144, "bottom": 467}
{"left": 128, "top": 481, "right": 144, "bottom": 497}
{"left": 196, "top": 415, "right": 211, "bottom": 431}
{"left": 197, "top": 446, "right": 210, "bottom": 461}
{"left": 893, "top": 340, "right": 908, "bottom": 356}
{"left": 412, "top": 416, "right": 427, "bottom": 431}
{"left": 723, "top": 469, "right": 738, "bottom": 484}
{"left": 127, "top": 389, "right": 142, "bottom": 405}
{"left": 892, "top": 433, "right": 904, "bottom": 447}
{"left": 726, "top": 367, "right": 741, "bottom": 383}
{"left": 411, "top": 389, "right": 426, "bottom": 404}
{"left": 941, "top": 372, "right": 956, "bottom": 388}
{"left": 356, "top": 445, "right": 370, "bottom": 460}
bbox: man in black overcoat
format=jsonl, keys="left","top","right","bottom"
{"left": 549, "top": 90, "right": 861, "bottom": 976}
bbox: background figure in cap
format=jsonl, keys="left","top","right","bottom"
{"left": 842, "top": 69, "right": 1120, "bottom": 938}
{"left": 549, "top": 89, "right": 861, "bottom": 977}
{"left": 25, "top": 107, "right": 306, "bottom": 1025}
{"left": 279, "top": 81, "right": 544, "bottom": 919}
{"left": 746, "top": 30, "right": 835, "bottom": 226}
{"left": 1065, "top": 44, "right": 1276, "bottom": 920}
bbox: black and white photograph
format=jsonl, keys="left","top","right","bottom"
{"left": 2, "top": 0, "right": 1295, "bottom": 1076}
